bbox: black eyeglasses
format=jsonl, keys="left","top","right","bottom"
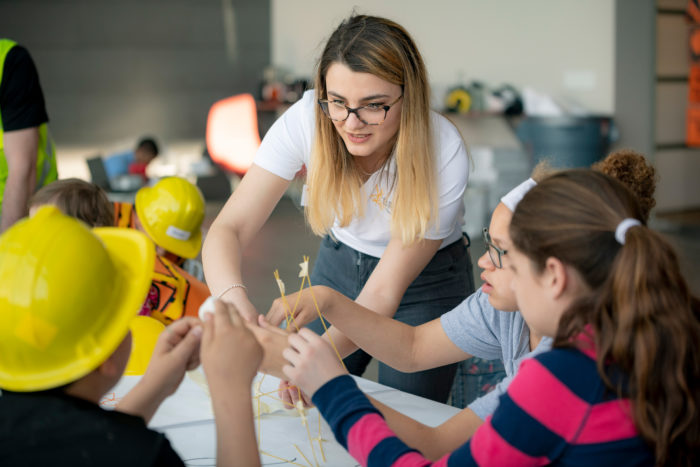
{"left": 483, "top": 228, "right": 507, "bottom": 269}
{"left": 317, "top": 95, "right": 403, "bottom": 125}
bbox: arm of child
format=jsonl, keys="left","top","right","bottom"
{"left": 322, "top": 236, "right": 444, "bottom": 358}
{"left": 282, "top": 331, "right": 444, "bottom": 465}
{"left": 269, "top": 283, "right": 472, "bottom": 411}
{"left": 311, "top": 354, "right": 586, "bottom": 467}
{"left": 201, "top": 300, "right": 262, "bottom": 467}
{"left": 279, "top": 326, "right": 482, "bottom": 460}
{"left": 366, "top": 396, "right": 483, "bottom": 460}
{"left": 268, "top": 285, "right": 471, "bottom": 373}
{"left": 116, "top": 317, "right": 202, "bottom": 423}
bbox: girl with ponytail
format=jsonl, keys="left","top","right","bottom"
{"left": 508, "top": 169, "right": 699, "bottom": 465}
{"left": 276, "top": 168, "right": 698, "bottom": 466}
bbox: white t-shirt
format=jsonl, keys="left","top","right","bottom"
{"left": 254, "top": 90, "right": 469, "bottom": 258}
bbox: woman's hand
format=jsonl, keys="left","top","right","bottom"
{"left": 201, "top": 300, "right": 263, "bottom": 392}
{"left": 266, "top": 285, "right": 335, "bottom": 328}
{"left": 219, "top": 287, "right": 260, "bottom": 323}
{"left": 282, "top": 329, "right": 348, "bottom": 397}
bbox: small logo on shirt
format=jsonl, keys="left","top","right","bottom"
{"left": 370, "top": 185, "right": 391, "bottom": 212}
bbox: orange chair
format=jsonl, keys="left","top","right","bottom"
{"left": 206, "top": 93, "right": 261, "bottom": 175}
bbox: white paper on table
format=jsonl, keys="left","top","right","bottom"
{"left": 108, "top": 369, "right": 214, "bottom": 429}
{"left": 355, "top": 376, "right": 461, "bottom": 427}
{"left": 249, "top": 374, "right": 460, "bottom": 466}
{"left": 106, "top": 371, "right": 460, "bottom": 466}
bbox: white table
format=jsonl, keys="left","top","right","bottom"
{"left": 109, "top": 370, "right": 460, "bottom": 466}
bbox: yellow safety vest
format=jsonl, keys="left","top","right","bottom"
{"left": 0, "top": 39, "right": 58, "bottom": 213}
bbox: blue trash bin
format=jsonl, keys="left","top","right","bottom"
{"left": 515, "top": 116, "right": 615, "bottom": 168}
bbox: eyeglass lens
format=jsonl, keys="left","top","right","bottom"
{"left": 324, "top": 102, "right": 387, "bottom": 124}
{"left": 483, "top": 228, "right": 502, "bottom": 268}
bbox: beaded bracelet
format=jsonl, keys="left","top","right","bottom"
{"left": 217, "top": 283, "right": 248, "bottom": 299}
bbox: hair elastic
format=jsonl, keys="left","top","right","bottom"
{"left": 501, "top": 178, "right": 537, "bottom": 212}
{"left": 614, "top": 218, "right": 641, "bottom": 245}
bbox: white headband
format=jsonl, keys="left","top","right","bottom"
{"left": 615, "top": 218, "right": 641, "bottom": 245}
{"left": 501, "top": 178, "right": 537, "bottom": 212}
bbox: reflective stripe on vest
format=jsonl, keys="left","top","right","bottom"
{"left": 0, "top": 38, "right": 59, "bottom": 211}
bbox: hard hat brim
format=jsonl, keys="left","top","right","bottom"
{"left": 0, "top": 228, "right": 155, "bottom": 392}
{"left": 124, "top": 316, "right": 166, "bottom": 376}
{"left": 91, "top": 227, "right": 156, "bottom": 373}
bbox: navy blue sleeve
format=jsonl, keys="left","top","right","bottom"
{"left": 312, "top": 375, "right": 383, "bottom": 448}
{"left": 312, "top": 375, "right": 430, "bottom": 467}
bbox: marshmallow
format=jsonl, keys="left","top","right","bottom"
{"left": 198, "top": 296, "right": 218, "bottom": 321}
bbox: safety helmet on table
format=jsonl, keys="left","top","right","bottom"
{"left": 0, "top": 206, "right": 154, "bottom": 391}
{"left": 135, "top": 177, "right": 205, "bottom": 259}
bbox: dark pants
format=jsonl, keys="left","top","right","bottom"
{"left": 307, "top": 234, "right": 474, "bottom": 403}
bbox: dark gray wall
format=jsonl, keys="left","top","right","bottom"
{"left": 613, "top": 0, "right": 655, "bottom": 156}
{"left": 0, "top": 0, "right": 270, "bottom": 144}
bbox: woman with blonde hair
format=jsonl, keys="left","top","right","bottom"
{"left": 203, "top": 14, "right": 473, "bottom": 401}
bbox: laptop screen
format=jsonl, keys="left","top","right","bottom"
{"left": 86, "top": 156, "right": 112, "bottom": 191}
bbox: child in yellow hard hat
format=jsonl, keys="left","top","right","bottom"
{"left": 0, "top": 207, "right": 262, "bottom": 466}
{"left": 32, "top": 176, "right": 210, "bottom": 326}
{"left": 29, "top": 177, "right": 210, "bottom": 375}
{"left": 115, "top": 176, "right": 211, "bottom": 325}
{"left": 113, "top": 176, "right": 204, "bottom": 259}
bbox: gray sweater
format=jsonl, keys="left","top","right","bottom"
{"left": 440, "top": 288, "right": 552, "bottom": 419}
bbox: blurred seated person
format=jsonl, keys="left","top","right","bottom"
{"left": 104, "top": 136, "right": 159, "bottom": 184}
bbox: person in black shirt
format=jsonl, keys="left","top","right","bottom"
{"left": 0, "top": 207, "right": 200, "bottom": 466}
{"left": 0, "top": 205, "right": 274, "bottom": 466}
{"left": 0, "top": 39, "right": 58, "bottom": 232}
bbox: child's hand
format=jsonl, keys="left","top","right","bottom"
{"left": 277, "top": 379, "right": 313, "bottom": 409}
{"left": 118, "top": 317, "right": 202, "bottom": 422}
{"left": 201, "top": 302, "right": 263, "bottom": 467}
{"left": 282, "top": 329, "right": 347, "bottom": 397}
{"left": 242, "top": 315, "right": 292, "bottom": 379}
{"left": 201, "top": 299, "right": 262, "bottom": 392}
{"left": 143, "top": 317, "right": 203, "bottom": 397}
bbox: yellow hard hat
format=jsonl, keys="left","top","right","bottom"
{"left": 124, "top": 316, "right": 165, "bottom": 376}
{"left": 135, "top": 177, "right": 205, "bottom": 259}
{"left": 0, "top": 206, "right": 154, "bottom": 391}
